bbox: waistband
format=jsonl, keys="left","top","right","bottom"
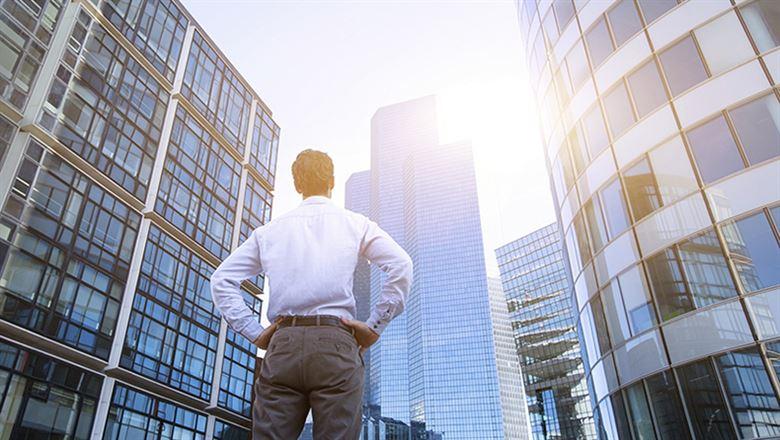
{"left": 277, "top": 314, "right": 355, "bottom": 335}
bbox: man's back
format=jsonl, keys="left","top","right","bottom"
{"left": 260, "top": 196, "right": 368, "bottom": 321}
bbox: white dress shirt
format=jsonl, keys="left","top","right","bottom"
{"left": 210, "top": 195, "right": 413, "bottom": 342}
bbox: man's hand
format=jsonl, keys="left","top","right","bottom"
{"left": 253, "top": 317, "right": 285, "bottom": 350}
{"left": 340, "top": 317, "right": 379, "bottom": 354}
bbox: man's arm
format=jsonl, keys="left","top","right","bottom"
{"left": 361, "top": 219, "right": 413, "bottom": 335}
{"left": 210, "top": 229, "right": 264, "bottom": 342}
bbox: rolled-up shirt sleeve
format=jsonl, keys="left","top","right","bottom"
{"left": 361, "top": 219, "right": 413, "bottom": 335}
{"left": 210, "top": 228, "right": 265, "bottom": 342}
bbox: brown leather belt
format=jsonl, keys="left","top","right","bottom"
{"left": 277, "top": 314, "right": 355, "bottom": 335}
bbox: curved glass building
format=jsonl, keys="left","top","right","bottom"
{"left": 516, "top": 0, "right": 780, "bottom": 438}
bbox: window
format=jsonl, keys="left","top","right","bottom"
{"left": 721, "top": 210, "right": 780, "bottom": 293}
{"left": 740, "top": 0, "right": 780, "bottom": 53}
{"left": 121, "top": 226, "right": 220, "bottom": 400}
{"left": 647, "top": 137, "right": 698, "bottom": 206}
{"left": 601, "top": 280, "right": 631, "bottom": 345}
{"left": 0, "top": 140, "right": 139, "bottom": 360}
{"left": 543, "top": 9, "right": 560, "bottom": 42}
{"left": 98, "top": 0, "right": 188, "bottom": 83}
{"left": 0, "top": 0, "right": 65, "bottom": 110}
{"left": 768, "top": 340, "right": 780, "bottom": 382}
{"left": 220, "top": 290, "right": 262, "bottom": 417}
{"left": 40, "top": 16, "right": 169, "bottom": 201}
{"left": 604, "top": 82, "right": 636, "bottom": 138}
{"left": 624, "top": 158, "right": 661, "bottom": 221}
{"left": 627, "top": 60, "right": 667, "bottom": 118}
{"left": 695, "top": 12, "right": 755, "bottom": 76}
{"left": 729, "top": 93, "right": 780, "bottom": 166}
{"left": 250, "top": 110, "right": 280, "bottom": 188}
{"left": 582, "top": 105, "right": 609, "bottom": 158}
{"left": 553, "top": 0, "right": 575, "bottom": 31}
{"left": 686, "top": 115, "right": 745, "bottom": 184}
{"left": 0, "top": 115, "right": 16, "bottom": 166}
{"left": 625, "top": 382, "right": 656, "bottom": 440}
{"left": 645, "top": 370, "right": 692, "bottom": 439}
{"left": 565, "top": 41, "right": 590, "bottom": 91}
{"left": 104, "top": 385, "right": 208, "bottom": 439}
{"left": 591, "top": 295, "right": 612, "bottom": 355}
{"left": 678, "top": 359, "right": 736, "bottom": 438}
{"left": 241, "top": 173, "right": 272, "bottom": 289}
{"left": 183, "top": 31, "right": 252, "bottom": 155}
{"left": 584, "top": 197, "right": 609, "bottom": 253}
{"left": 658, "top": 35, "right": 709, "bottom": 97}
{"left": 715, "top": 348, "right": 780, "bottom": 438}
{"left": 619, "top": 265, "right": 657, "bottom": 334}
{"left": 646, "top": 229, "right": 736, "bottom": 321}
{"left": 638, "top": 0, "right": 678, "bottom": 24}
{"left": 0, "top": 341, "right": 102, "bottom": 440}
{"left": 572, "top": 213, "right": 592, "bottom": 268}
{"left": 156, "top": 107, "right": 241, "bottom": 259}
{"left": 607, "top": 0, "right": 642, "bottom": 47}
{"left": 585, "top": 17, "right": 614, "bottom": 67}
{"left": 213, "top": 421, "right": 251, "bottom": 440}
{"left": 600, "top": 177, "right": 630, "bottom": 238}
{"left": 568, "top": 124, "right": 588, "bottom": 175}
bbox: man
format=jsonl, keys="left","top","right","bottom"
{"left": 210, "top": 149, "right": 413, "bottom": 439}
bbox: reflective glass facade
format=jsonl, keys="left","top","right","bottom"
{"left": 496, "top": 224, "right": 596, "bottom": 439}
{"left": 517, "top": 1, "right": 780, "bottom": 438}
{"left": 0, "top": 0, "right": 279, "bottom": 437}
{"left": 365, "top": 97, "right": 519, "bottom": 438}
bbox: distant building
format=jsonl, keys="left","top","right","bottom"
{"left": 516, "top": 0, "right": 780, "bottom": 437}
{"left": 488, "top": 277, "right": 532, "bottom": 439}
{"left": 357, "top": 96, "right": 508, "bottom": 437}
{"left": 0, "top": 0, "right": 279, "bottom": 438}
{"left": 496, "top": 224, "right": 596, "bottom": 439}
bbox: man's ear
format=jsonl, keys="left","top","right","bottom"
{"left": 328, "top": 175, "right": 335, "bottom": 190}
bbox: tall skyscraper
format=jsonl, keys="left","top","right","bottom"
{"left": 346, "top": 169, "right": 373, "bottom": 406}
{"left": 360, "top": 95, "right": 516, "bottom": 438}
{"left": 487, "top": 276, "right": 532, "bottom": 440}
{"left": 0, "top": 1, "right": 279, "bottom": 438}
{"left": 496, "top": 225, "right": 596, "bottom": 439}
{"left": 517, "top": 0, "right": 780, "bottom": 438}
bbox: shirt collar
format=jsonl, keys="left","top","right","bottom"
{"left": 300, "top": 195, "right": 332, "bottom": 206}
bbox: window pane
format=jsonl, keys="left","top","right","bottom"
{"left": 569, "top": 124, "right": 588, "bottom": 174}
{"left": 553, "top": 0, "right": 576, "bottom": 30}
{"left": 721, "top": 211, "right": 780, "bottom": 292}
{"left": 582, "top": 105, "right": 609, "bottom": 158}
{"left": 543, "top": 10, "right": 559, "bottom": 42}
{"left": 628, "top": 60, "right": 667, "bottom": 118}
{"left": 593, "top": 295, "right": 612, "bottom": 355}
{"left": 659, "top": 35, "right": 709, "bottom": 96}
{"left": 678, "top": 360, "right": 736, "bottom": 439}
{"left": 696, "top": 12, "right": 755, "bottom": 75}
{"left": 678, "top": 229, "right": 737, "bottom": 308}
{"left": 608, "top": 0, "right": 643, "bottom": 46}
{"left": 687, "top": 115, "right": 745, "bottom": 184}
{"left": 645, "top": 370, "right": 692, "bottom": 440}
{"left": 646, "top": 139, "right": 698, "bottom": 208}
{"left": 624, "top": 158, "right": 662, "bottom": 221}
{"left": 573, "top": 213, "right": 592, "bottom": 266}
{"left": 638, "top": 0, "right": 678, "bottom": 24}
{"left": 600, "top": 177, "right": 630, "bottom": 238}
{"left": 602, "top": 279, "right": 631, "bottom": 345}
{"left": 584, "top": 197, "right": 608, "bottom": 253}
{"left": 604, "top": 81, "right": 636, "bottom": 138}
{"left": 626, "top": 383, "right": 656, "bottom": 440}
{"left": 740, "top": 0, "right": 780, "bottom": 53}
{"left": 566, "top": 41, "right": 590, "bottom": 91}
{"left": 767, "top": 340, "right": 780, "bottom": 382}
{"left": 618, "top": 265, "right": 657, "bottom": 335}
{"left": 586, "top": 17, "right": 614, "bottom": 67}
{"left": 646, "top": 247, "right": 695, "bottom": 321}
{"left": 729, "top": 94, "right": 780, "bottom": 166}
{"left": 716, "top": 348, "right": 780, "bottom": 438}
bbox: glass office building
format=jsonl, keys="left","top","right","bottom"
{"left": 0, "top": 0, "right": 279, "bottom": 438}
{"left": 488, "top": 276, "right": 533, "bottom": 439}
{"left": 496, "top": 224, "right": 596, "bottom": 439}
{"left": 516, "top": 0, "right": 780, "bottom": 438}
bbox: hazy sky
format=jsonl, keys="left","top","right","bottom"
{"left": 182, "top": 0, "right": 555, "bottom": 276}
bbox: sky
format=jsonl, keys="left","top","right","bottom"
{"left": 182, "top": 0, "right": 555, "bottom": 276}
